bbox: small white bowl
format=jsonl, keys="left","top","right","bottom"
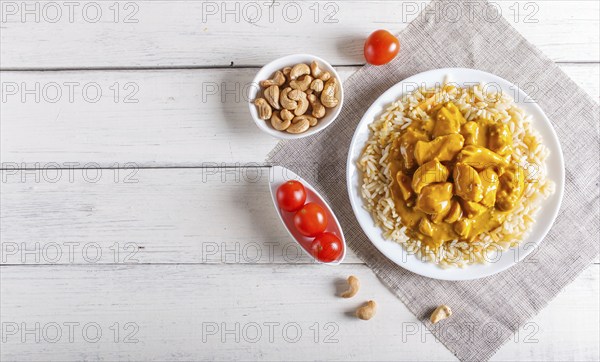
{"left": 248, "top": 54, "right": 344, "bottom": 139}
{"left": 268, "top": 166, "right": 347, "bottom": 264}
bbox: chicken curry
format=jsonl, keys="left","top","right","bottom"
{"left": 390, "top": 102, "right": 525, "bottom": 249}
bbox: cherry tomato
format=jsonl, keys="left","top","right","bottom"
{"left": 276, "top": 181, "right": 307, "bottom": 212}
{"left": 293, "top": 203, "right": 328, "bottom": 237}
{"left": 364, "top": 29, "right": 400, "bottom": 66}
{"left": 310, "top": 232, "right": 343, "bottom": 263}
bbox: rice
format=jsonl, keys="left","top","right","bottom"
{"left": 357, "top": 83, "right": 554, "bottom": 268}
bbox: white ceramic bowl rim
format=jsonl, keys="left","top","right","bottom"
{"left": 346, "top": 68, "right": 565, "bottom": 281}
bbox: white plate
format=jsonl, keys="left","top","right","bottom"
{"left": 346, "top": 68, "right": 565, "bottom": 280}
{"left": 269, "top": 166, "right": 347, "bottom": 264}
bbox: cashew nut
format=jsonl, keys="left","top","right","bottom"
{"left": 254, "top": 98, "right": 272, "bottom": 120}
{"left": 356, "top": 300, "right": 376, "bottom": 320}
{"left": 307, "top": 94, "right": 326, "bottom": 119}
{"left": 270, "top": 111, "right": 291, "bottom": 131}
{"left": 280, "top": 109, "right": 294, "bottom": 122}
{"left": 280, "top": 87, "right": 297, "bottom": 110}
{"left": 430, "top": 305, "right": 452, "bottom": 324}
{"left": 286, "top": 117, "right": 310, "bottom": 134}
{"left": 293, "top": 115, "right": 317, "bottom": 127}
{"left": 319, "top": 71, "right": 332, "bottom": 81}
{"left": 288, "top": 89, "right": 304, "bottom": 101}
{"left": 340, "top": 275, "right": 360, "bottom": 298}
{"left": 310, "top": 79, "right": 324, "bottom": 93}
{"left": 334, "top": 79, "right": 341, "bottom": 100}
{"left": 310, "top": 60, "right": 323, "bottom": 78}
{"left": 282, "top": 67, "right": 292, "bottom": 79}
{"left": 321, "top": 77, "right": 339, "bottom": 108}
{"left": 260, "top": 70, "right": 285, "bottom": 88}
{"left": 263, "top": 85, "right": 280, "bottom": 110}
{"left": 294, "top": 93, "right": 309, "bottom": 116}
{"left": 290, "top": 63, "right": 310, "bottom": 80}
{"left": 290, "top": 75, "right": 313, "bottom": 91}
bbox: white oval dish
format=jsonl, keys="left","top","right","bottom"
{"left": 249, "top": 54, "right": 344, "bottom": 140}
{"left": 346, "top": 68, "right": 565, "bottom": 280}
{"left": 269, "top": 166, "right": 347, "bottom": 264}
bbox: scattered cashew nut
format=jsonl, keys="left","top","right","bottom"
{"left": 260, "top": 70, "right": 286, "bottom": 88}
{"left": 290, "top": 63, "right": 310, "bottom": 80}
{"left": 270, "top": 111, "right": 291, "bottom": 131}
{"left": 263, "top": 85, "right": 280, "bottom": 110}
{"left": 340, "top": 275, "right": 360, "bottom": 298}
{"left": 356, "top": 300, "right": 377, "bottom": 320}
{"left": 254, "top": 98, "right": 272, "bottom": 120}
{"left": 286, "top": 117, "right": 310, "bottom": 134}
{"left": 430, "top": 305, "right": 452, "bottom": 324}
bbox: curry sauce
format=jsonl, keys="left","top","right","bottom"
{"left": 389, "top": 102, "right": 525, "bottom": 249}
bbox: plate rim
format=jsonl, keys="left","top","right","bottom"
{"left": 345, "top": 67, "right": 565, "bottom": 280}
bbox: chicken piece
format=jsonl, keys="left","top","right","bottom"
{"left": 414, "top": 134, "right": 465, "bottom": 166}
{"left": 479, "top": 167, "right": 499, "bottom": 208}
{"left": 461, "top": 121, "right": 480, "bottom": 146}
{"left": 415, "top": 182, "right": 453, "bottom": 215}
{"left": 454, "top": 218, "right": 472, "bottom": 239}
{"left": 432, "top": 102, "right": 465, "bottom": 138}
{"left": 488, "top": 123, "right": 513, "bottom": 156}
{"left": 443, "top": 199, "right": 463, "bottom": 223}
{"left": 453, "top": 162, "right": 484, "bottom": 202}
{"left": 429, "top": 210, "right": 447, "bottom": 224}
{"left": 496, "top": 163, "right": 525, "bottom": 211}
{"left": 459, "top": 199, "right": 488, "bottom": 219}
{"left": 395, "top": 171, "right": 414, "bottom": 201}
{"left": 456, "top": 145, "right": 508, "bottom": 170}
{"left": 411, "top": 159, "right": 449, "bottom": 194}
{"left": 418, "top": 218, "right": 435, "bottom": 236}
{"left": 398, "top": 128, "right": 428, "bottom": 170}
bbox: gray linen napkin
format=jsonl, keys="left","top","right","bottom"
{"left": 266, "top": 0, "right": 600, "bottom": 360}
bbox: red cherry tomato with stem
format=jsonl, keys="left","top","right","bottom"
{"left": 293, "top": 203, "right": 328, "bottom": 237}
{"left": 364, "top": 29, "right": 400, "bottom": 66}
{"left": 276, "top": 181, "right": 307, "bottom": 212}
{"left": 310, "top": 232, "right": 343, "bottom": 263}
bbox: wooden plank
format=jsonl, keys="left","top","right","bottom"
{"left": 0, "top": 67, "right": 282, "bottom": 167}
{"left": 0, "top": 167, "right": 361, "bottom": 264}
{"left": 0, "top": 263, "right": 597, "bottom": 361}
{"left": 0, "top": 1, "right": 598, "bottom": 69}
{"left": 2, "top": 64, "right": 598, "bottom": 167}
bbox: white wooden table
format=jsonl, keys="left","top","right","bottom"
{"left": 1, "top": 1, "right": 598, "bottom": 360}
